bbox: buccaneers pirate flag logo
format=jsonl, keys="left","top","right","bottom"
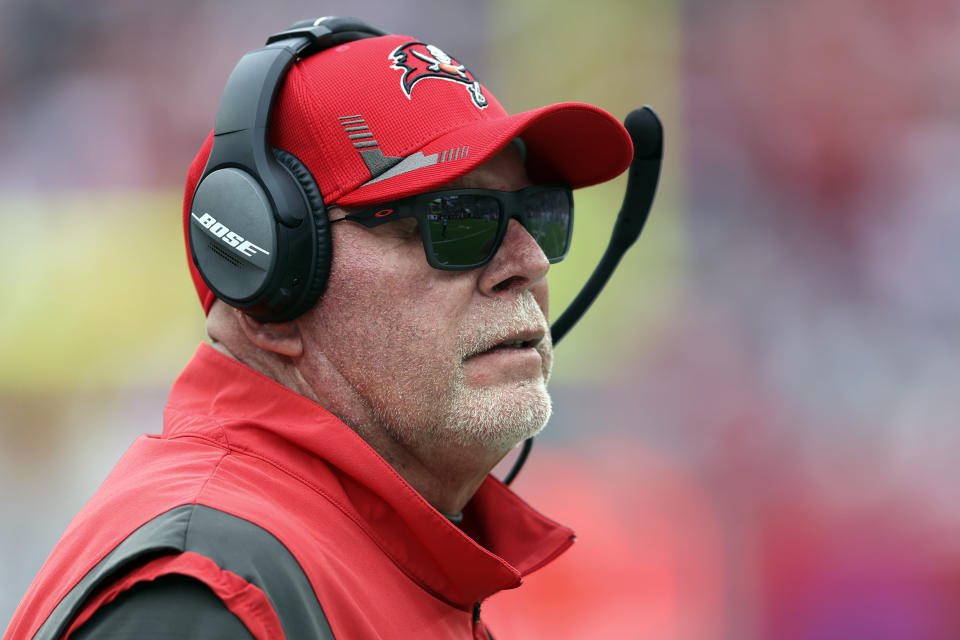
{"left": 389, "top": 42, "right": 488, "bottom": 109}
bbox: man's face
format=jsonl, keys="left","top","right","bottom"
{"left": 299, "top": 145, "right": 554, "bottom": 454}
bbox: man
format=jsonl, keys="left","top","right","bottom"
{"left": 5, "top": 18, "right": 633, "bottom": 639}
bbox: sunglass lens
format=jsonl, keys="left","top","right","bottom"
{"left": 426, "top": 195, "right": 503, "bottom": 267}
{"left": 523, "top": 189, "right": 572, "bottom": 260}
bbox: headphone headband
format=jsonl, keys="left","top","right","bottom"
{"left": 266, "top": 16, "right": 389, "bottom": 50}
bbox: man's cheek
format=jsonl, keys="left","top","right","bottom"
{"left": 540, "top": 345, "right": 553, "bottom": 382}
{"left": 533, "top": 282, "right": 550, "bottom": 320}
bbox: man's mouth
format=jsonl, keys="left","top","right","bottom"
{"left": 488, "top": 338, "right": 537, "bottom": 351}
{"left": 465, "top": 331, "right": 545, "bottom": 359}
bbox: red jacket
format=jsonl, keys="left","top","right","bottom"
{"left": 6, "top": 344, "right": 575, "bottom": 639}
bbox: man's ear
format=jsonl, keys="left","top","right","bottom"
{"left": 236, "top": 310, "right": 304, "bottom": 358}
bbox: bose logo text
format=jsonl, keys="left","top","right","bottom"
{"left": 192, "top": 213, "right": 270, "bottom": 258}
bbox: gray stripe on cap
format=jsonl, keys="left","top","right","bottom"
{"left": 359, "top": 149, "right": 403, "bottom": 177}
{"left": 361, "top": 151, "right": 440, "bottom": 186}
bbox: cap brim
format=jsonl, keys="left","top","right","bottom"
{"left": 335, "top": 102, "right": 633, "bottom": 207}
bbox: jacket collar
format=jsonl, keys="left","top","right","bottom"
{"left": 164, "top": 343, "right": 575, "bottom": 608}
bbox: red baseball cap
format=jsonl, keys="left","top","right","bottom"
{"left": 184, "top": 34, "right": 634, "bottom": 315}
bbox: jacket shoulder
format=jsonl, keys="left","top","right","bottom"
{"left": 68, "top": 574, "right": 256, "bottom": 640}
{"left": 30, "top": 504, "right": 334, "bottom": 640}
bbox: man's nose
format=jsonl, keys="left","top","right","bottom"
{"left": 477, "top": 219, "right": 551, "bottom": 295}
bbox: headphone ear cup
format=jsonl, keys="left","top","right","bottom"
{"left": 271, "top": 148, "right": 332, "bottom": 317}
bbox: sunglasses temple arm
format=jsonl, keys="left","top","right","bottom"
{"left": 503, "top": 106, "right": 664, "bottom": 486}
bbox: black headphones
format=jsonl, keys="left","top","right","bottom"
{"left": 188, "top": 17, "right": 389, "bottom": 322}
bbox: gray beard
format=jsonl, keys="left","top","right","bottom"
{"left": 437, "top": 370, "right": 552, "bottom": 450}
{"left": 376, "top": 374, "right": 553, "bottom": 453}
{"left": 374, "top": 291, "right": 553, "bottom": 452}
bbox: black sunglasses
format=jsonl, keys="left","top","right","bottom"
{"left": 329, "top": 184, "right": 574, "bottom": 270}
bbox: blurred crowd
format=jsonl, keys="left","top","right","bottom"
{"left": 2, "top": 0, "right": 958, "bottom": 638}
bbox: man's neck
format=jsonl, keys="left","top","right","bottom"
{"left": 211, "top": 338, "right": 503, "bottom": 515}
{"left": 334, "top": 409, "right": 506, "bottom": 515}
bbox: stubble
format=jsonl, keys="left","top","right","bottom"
{"left": 375, "top": 291, "right": 554, "bottom": 452}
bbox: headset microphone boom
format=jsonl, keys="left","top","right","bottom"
{"left": 503, "top": 105, "right": 664, "bottom": 485}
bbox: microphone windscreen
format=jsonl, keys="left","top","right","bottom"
{"left": 624, "top": 106, "right": 663, "bottom": 160}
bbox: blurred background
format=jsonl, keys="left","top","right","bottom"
{"left": 2, "top": 0, "right": 959, "bottom": 638}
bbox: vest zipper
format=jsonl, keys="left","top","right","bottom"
{"left": 472, "top": 601, "right": 494, "bottom": 640}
